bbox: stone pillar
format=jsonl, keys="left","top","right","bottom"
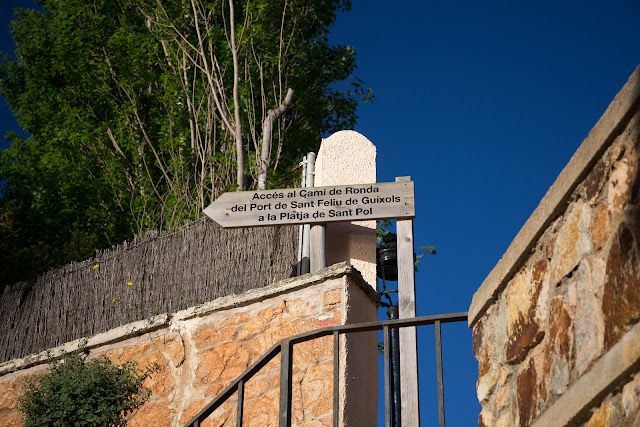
{"left": 315, "top": 130, "right": 378, "bottom": 426}
{"left": 314, "top": 130, "right": 377, "bottom": 288}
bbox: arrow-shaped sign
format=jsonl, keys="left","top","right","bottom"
{"left": 203, "top": 181, "right": 415, "bottom": 228}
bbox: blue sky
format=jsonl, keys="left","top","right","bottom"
{"left": 1, "top": 0, "right": 639, "bottom": 425}
{"left": 0, "top": 0, "right": 34, "bottom": 148}
{"left": 329, "top": 0, "right": 640, "bottom": 425}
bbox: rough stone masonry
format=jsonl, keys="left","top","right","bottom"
{"left": 469, "top": 65, "right": 640, "bottom": 426}
{"left": 0, "top": 263, "right": 378, "bottom": 426}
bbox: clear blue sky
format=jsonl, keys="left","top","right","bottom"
{"left": 2, "top": 0, "right": 639, "bottom": 425}
{"left": 328, "top": 0, "right": 640, "bottom": 425}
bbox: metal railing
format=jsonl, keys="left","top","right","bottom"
{"left": 184, "top": 312, "right": 468, "bottom": 427}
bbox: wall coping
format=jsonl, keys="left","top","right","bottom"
{"left": 468, "top": 65, "right": 640, "bottom": 327}
{"left": 532, "top": 321, "right": 640, "bottom": 426}
{"left": 0, "top": 262, "right": 378, "bottom": 376}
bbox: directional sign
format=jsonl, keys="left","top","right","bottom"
{"left": 204, "top": 181, "right": 415, "bottom": 228}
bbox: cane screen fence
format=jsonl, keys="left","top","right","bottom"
{"left": 0, "top": 221, "right": 298, "bottom": 363}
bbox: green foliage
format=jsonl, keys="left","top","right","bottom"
{"left": 415, "top": 245, "right": 436, "bottom": 267}
{"left": 0, "top": 0, "right": 370, "bottom": 289}
{"left": 19, "top": 342, "right": 158, "bottom": 427}
{"left": 376, "top": 220, "right": 436, "bottom": 272}
{"left": 376, "top": 219, "right": 392, "bottom": 244}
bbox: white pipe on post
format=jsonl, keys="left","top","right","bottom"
{"left": 296, "top": 155, "right": 308, "bottom": 276}
{"left": 300, "top": 153, "right": 315, "bottom": 274}
{"left": 310, "top": 150, "right": 326, "bottom": 271}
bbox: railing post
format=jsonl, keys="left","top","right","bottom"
{"left": 333, "top": 331, "right": 340, "bottom": 427}
{"left": 388, "top": 305, "right": 402, "bottom": 426}
{"left": 435, "top": 320, "right": 445, "bottom": 427}
{"left": 279, "top": 339, "right": 293, "bottom": 427}
{"left": 383, "top": 325, "right": 392, "bottom": 427}
{"left": 237, "top": 379, "right": 244, "bottom": 426}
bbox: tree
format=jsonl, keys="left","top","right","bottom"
{"left": 19, "top": 343, "right": 158, "bottom": 426}
{"left": 0, "top": 0, "right": 371, "bottom": 288}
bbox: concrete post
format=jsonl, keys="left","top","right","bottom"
{"left": 315, "top": 130, "right": 378, "bottom": 426}
{"left": 314, "top": 130, "right": 377, "bottom": 288}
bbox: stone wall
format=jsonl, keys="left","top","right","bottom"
{"left": 469, "top": 65, "right": 640, "bottom": 426}
{"left": 0, "top": 262, "right": 378, "bottom": 427}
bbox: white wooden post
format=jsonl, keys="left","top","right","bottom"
{"left": 310, "top": 224, "right": 326, "bottom": 272}
{"left": 396, "top": 175, "right": 420, "bottom": 426}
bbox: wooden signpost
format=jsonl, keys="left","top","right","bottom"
{"left": 395, "top": 177, "right": 420, "bottom": 426}
{"left": 204, "top": 181, "right": 415, "bottom": 228}
{"left": 203, "top": 177, "right": 419, "bottom": 426}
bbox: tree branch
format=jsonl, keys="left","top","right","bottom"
{"left": 228, "top": 0, "right": 244, "bottom": 190}
{"left": 258, "top": 88, "right": 294, "bottom": 190}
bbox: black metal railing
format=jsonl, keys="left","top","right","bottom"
{"left": 184, "top": 312, "right": 468, "bottom": 427}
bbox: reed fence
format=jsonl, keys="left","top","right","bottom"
{"left": 0, "top": 221, "right": 298, "bottom": 363}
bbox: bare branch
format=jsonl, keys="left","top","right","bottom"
{"left": 228, "top": 0, "right": 244, "bottom": 190}
{"left": 258, "top": 88, "right": 294, "bottom": 190}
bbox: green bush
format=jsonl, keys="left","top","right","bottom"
{"left": 19, "top": 342, "right": 158, "bottom": 426}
